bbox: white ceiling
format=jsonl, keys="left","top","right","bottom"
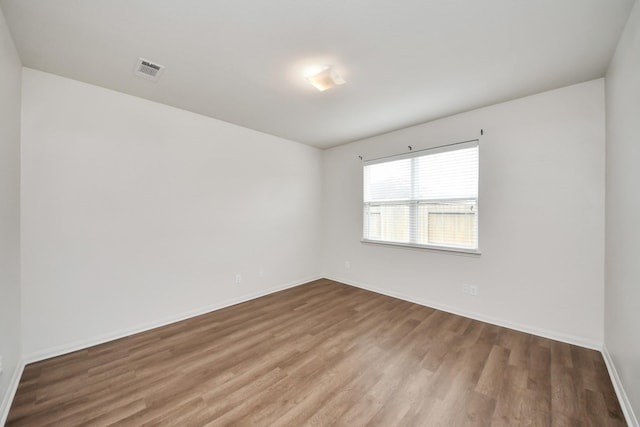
{"left": 0, "top": 0, "right": 635, "bottom": 148}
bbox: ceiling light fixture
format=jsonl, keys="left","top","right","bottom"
{"left": 305, "top": 66, "right": 345, "bottom": 92}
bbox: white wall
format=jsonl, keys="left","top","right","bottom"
{"left": 605, "top": 0, "right": 640, "bottom": 423}
{"left": 0, "top": 4, "right": 21, "bottom": 420}
{"left": 322, "top": 80, "right": 605, "bottom": 347}
{"left": 20, "top": 68, "right": 323, "bottom": 358}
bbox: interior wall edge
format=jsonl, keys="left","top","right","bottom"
{"left": 602, "top": 344, "right": 640, "bottom": 427}
{"left": 21, "top": 275, "right": 322, "bottom": 365}
{"left": 324, "top": 275, "right": 603, "bottom": 351}
{"left": 0, "top": 359, "right": 25, "bottom": 427}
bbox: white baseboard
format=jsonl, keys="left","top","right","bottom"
{"left": 325, "top": 275, "right": 603, "bottom": 350}
{"left": 602, "top": 345, "right": 639, "bottom": 427}
{"left": 23, "top": 275, "right": 322, "bottom": 365}
{"left": 0, "top": 359, "right": 25, "bottom": 427}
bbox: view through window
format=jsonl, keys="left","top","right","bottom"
{"left": 363, "top": 140, "right": 479, "bottom": 252}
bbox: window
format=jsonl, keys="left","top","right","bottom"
{"left": 363, "top": 140, "right": 479, "bottom": 252}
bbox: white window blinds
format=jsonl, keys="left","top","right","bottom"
{"left": 363, "top": 140, "right": 479, "bottom": 252}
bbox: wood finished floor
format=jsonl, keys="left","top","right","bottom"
{"left": 7, "top": 279, "right": 625, "bottom": 426}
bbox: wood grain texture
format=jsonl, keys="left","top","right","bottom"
{"left": 7, "top": 279, "right": 625, "bottom": 426}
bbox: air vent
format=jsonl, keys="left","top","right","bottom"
{"left": 134, "top": 57, "right": 165, "bottom": 81}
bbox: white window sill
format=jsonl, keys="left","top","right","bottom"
{"left": 360, "top": 239, "right": 481, "bottom": 256}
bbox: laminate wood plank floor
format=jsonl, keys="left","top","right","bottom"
{"left": 7, "top": 279, "right": 625, "bottom": 426}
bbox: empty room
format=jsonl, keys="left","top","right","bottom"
{"left": 1, "top": 0, "right": 639, "bottom": 425}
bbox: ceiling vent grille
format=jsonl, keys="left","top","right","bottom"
{"left": 134, "top": 57, "right": 165, "bottom": 81}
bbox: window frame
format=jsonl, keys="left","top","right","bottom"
{"left": 361, "top": 140, "right": 480, "bottom": 255}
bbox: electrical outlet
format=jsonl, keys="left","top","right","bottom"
{"left": 235, "top": 273, "right": 242, "bottom": 284}
{"left": 469, "top": 285, "right": 478, "bottom": 296}
{"left": 462, "top": 284, "right": 470, "bottom": 295}
{"left": 259, "top": 268, "right": 264, "bottom": 277}
{"left": 345, "top": 261, "right": 351, "bottom": 269}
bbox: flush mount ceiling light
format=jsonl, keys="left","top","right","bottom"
{"left": 305, "top": 66, "right": 345, "bottom": 92}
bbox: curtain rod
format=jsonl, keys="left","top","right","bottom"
{"left": 359, "top": 134, "right": 481, "bottom": 163}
